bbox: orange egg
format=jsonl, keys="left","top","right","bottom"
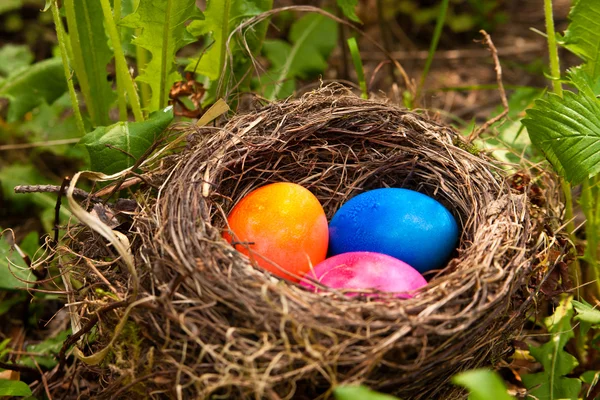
{"left": 223, "top": 182, "right": 328, "bottom": 282}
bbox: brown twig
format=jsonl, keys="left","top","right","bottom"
{"left": 30, "top": 356, "right": 52, "bottom": 400}
{"left": 467, "top": 30, "right": 509, "bottom": 143}
{"left": 14, "top": 184, "right": 101, "bottom": 203}
{"left": 0, "top": 361, "right": 41, "bottom": 375}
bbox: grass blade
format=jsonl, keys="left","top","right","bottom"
{"left": 347, "top": 37, "right": 367, "bottom": 99}
{"left": 416, "top": 0, "right": 449, "bottom": 100}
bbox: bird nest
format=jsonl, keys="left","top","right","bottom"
{"left": 51, "top": 85, "right": 561, "bottom": 399}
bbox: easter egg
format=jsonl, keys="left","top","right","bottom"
{"left": 223, "top": 182, "right": 328, "bottom": 282}
{"left": 328, "top": 188, "right": 459, "bottom": 273}
{"left": 300, "top": 252, "right": 427, "bottom": 298}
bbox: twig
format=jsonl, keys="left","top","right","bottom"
{"left": 0, "top": 361, "right": 41, "bottom": 375}
{"left": 30, "top": 355, "right": 52, "bottom": 400}
{"left": 54, "top": 177, "right": 71, "bottom": 246}
{"left": 14, "top": 184, "right": 102, "bottom": 203}
{"left": 467, "top": 30, "right": 509, "bottom": 143}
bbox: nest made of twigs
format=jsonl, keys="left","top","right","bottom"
{"left": 54, "top": 85, "right": 560, "bottom": 400}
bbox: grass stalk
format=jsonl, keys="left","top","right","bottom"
{"left": 51, "top": 1, "right": 85, "bottom": 136}
{"left": 416, "top": 0, "right": 449, "bottom": 101}
{"left": 544, "top": 0, "right": 581, "bottom": 295}
{"left": 112, "top": 0, "right": 128, "bottom": 121}
{"left": 99, "top": 0, "right": 144, "bottom": 122}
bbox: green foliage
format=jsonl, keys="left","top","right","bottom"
{"left": 522, "top": 77, "right": 600, "bottom": 183}
{"left": 452, "top": 369, "right": 514, "bottom": 400}
{"left": 0, "top": 45, "right": 33, "bottom": 77}
{"left": 336, "top": 0, "right": 360, "bottom": 23}
{"left": 334, "top": 385, "right": 400, "bottom": 400}
{"left": 477, "top": 87, "right": 544, "bottom": 165}
{"left": 187, "top": 0, "right": 273, "bottom": 101}
{"left": 261, "top": 13, "right": 338, "bottom": 99}
{"left": 0, "top": 58, "right": 67, "bottom": 123}
{"left": 121, "top": 0, "right": 203, "bottom": 112}
{"left": 573, "top": 299, "right": 600, "bottom": 338}
{"left": 0, "top": 230, "right": 33, "bottom": 290}
{"left": 64, "top": 0, "right": 114, "bottom": 126}
{"left": 0, "top": 164, "right": 71, "bottom": 232}
{"left": 21, "top": 329, "right": 70, "bottom": 369}
{"left": 80, "top": 106, "right": 174, "bottom": 174}
{"left": 0, "top": 380, "right": 32, "bottom": 397}
{"left": 522, "top": 296, "right": 582, "bottom": 400}
{"left": 562, "top": 0, "right": 600, "bottom": 77}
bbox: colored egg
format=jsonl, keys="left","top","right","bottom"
{"left": 328, "top": 188, "right": 459, "bottom": 273}
{"left": 300, "top": 251, "right": 427, "bottom": 298}
{"left": 223, "top": 182, "right": 328, "bottom": 282}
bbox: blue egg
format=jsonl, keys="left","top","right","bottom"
{"left": 328, "top": 188, "right": 459, "bottom": 273}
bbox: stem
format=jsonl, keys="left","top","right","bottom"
{"left": 544, "top": 0, "right": 581, "bottom": 294}
{"left": 544, "top": 0, "right": 563, "bottom": 97}
{"left": 581, "top": 179, "right": 600, "bottom": 297}
{"left": 113, "top": 0, "right": 128, "bottom": 121}
{"left": 99, "top": 0, "right": 144, "bottom": 122}
{"left": 51, "top": 1, "right": 85, "bottom": 136}
{"left": 416, "top": 0, "right": 449, "bottom": 101}
{"left": 215, "top": 0, "right": 231, "bottom": 100}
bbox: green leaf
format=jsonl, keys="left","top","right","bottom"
{"left": 334, "top": 385, "right": 401, "bottom": 400}
{"left": 0, "top": 164, "right": 71, "bottom": 232}
{"left": 20, "top": 329, "right": 70, "bottom": 369}
{"left": 562, "top": 0, "right": 600, "bottom": 78}
{"left": 336, "top": 0, "right": 361, "bottom": 23}
{"left": 452, "top": 369, "right": 514, "bottom": 400}
{"left": 64, "top": 0, "right": 114, "bottom": 126}
{"left": 573, "top": 299, "right": 600, "bottom": 325}
{"left": 0, "top": 230, "right": 33, "bottom": 290}
{"left": 0, "top": 58, "right": 68, "bottom": 122}
{"left": 0, "top": 45, "right": 33, "bottom": 77}
{"left": 261, "top": 13, "right": 338, "bottom": 99}
{"left": 522, "top": 296, "right": 582, "bottom": 400}
{"left": 522, "top": 86, "right": 600, "bottom": 183}
{"left": 0, "top": 380, "right": 32, "bottom": 397}
{"left": 80, "top": 106, "right": 173, "bottom": 174}
{"left": 121, "top": 0, "right": 203, "bottom": 112}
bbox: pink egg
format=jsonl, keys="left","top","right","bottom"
{"left": 300, "top": 252, "right": 427, "bottom": 298}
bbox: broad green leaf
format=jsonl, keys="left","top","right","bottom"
{"left": 0, "top": 164, "right": 71, "bottom": 232}
{"left": 0, "top": 58, "right": 67, "bottom": 122}
{"left": 0, "top": 230, "right": 33, "bottom": 290}
{"left": 562, "top": 0, "right": 600, "bottom": 78}
{"left": 452, "top": 369, "right": 514, "bottom": 400}
{"left": 187, "top": 0, "right": 273, "bottom": 100}
{"left": 64, "top": 0, "right": 114, "bottom": 126}
{"left": 522, "top": 296, "right": 582, "bottom": 400}
{"left": 522, "top": 87, "right": 600, "bottom": 183}
{"left": 0, "top": 380, "right": 32, "bottom": 397}
{"left": 80, "top": 106, "right": 173, "bottom": 174}
{"left": 121, "top": 0, "right": 203, "bottom": 112}
{"left": 21, "top": 329, "right": 70, "bottom": 369}
{"left": 334, "top": 385, "right": 400, "bottom": 400}
{"left": 336, "top": 0, "right": 361, "bottom": 23}
{"left": 0, "top": 45, "right": 33, "bottom": 77}
{"left": 261, "top": 13, "right": 338, "bottom": 99}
